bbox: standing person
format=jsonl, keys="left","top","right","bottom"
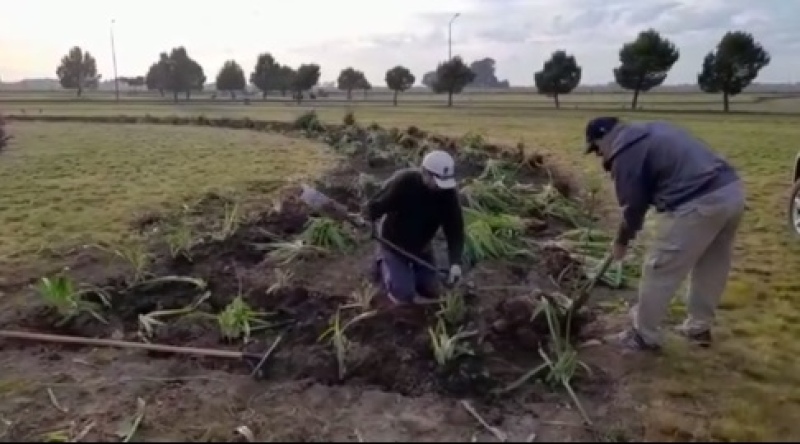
{"left": 363, "top": 150, "right": 465, "bottom": 305}
{"left": 584, "top": 117, "right": 745, "bottom": 352}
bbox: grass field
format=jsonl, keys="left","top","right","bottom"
{"left": 1, "top": 94, "right": 799, "bottom": 441}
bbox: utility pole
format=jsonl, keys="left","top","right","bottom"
{"left": 448, "top": 13, "right": 460, "bottom": 60}
{"left": 110, "top": 19, "right": 120, "bottom": 102}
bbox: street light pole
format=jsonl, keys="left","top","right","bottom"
{"left": 110, "top": 19, "right": 120, "bottom": 102}
{"left": 448, "top": 13, "right": 460, "bottom": 60}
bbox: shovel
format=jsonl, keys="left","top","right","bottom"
{"left": 566, "top": 253, "right": 614, "bottom": 317}
{"left": 298, "top": 184, "right": 449, "bottom": 282}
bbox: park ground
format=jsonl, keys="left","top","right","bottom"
{"left": 1, "top": 91, "right": 800, "bottom": 441}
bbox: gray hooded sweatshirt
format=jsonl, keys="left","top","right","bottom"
{"left": 599, "top": 121, "right": 740, "bottom": 246}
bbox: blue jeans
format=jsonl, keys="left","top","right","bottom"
{"left": 372, "top": 244, "right": 440, "bottom": 304}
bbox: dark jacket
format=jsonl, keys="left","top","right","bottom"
{"left": 600, "top": 121, "right": 740, "bottom": 246}
{"left": 365, "top": 168, "right": 465, "bottom": 265}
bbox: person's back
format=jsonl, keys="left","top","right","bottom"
{"left": 609, "top": 121, "right": 739, "bottom": 213}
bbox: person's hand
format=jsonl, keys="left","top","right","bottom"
{"left": 447, "top": 264, "right": 462, "bottom": 285}
{"left": 611, "top": 242, "right": 628, "bottom": 262}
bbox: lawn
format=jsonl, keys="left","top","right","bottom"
{"left": 0, "top": 121, "right": 336, "bottom": 268}
{"left": 1, "top": 100, "right": 799, "bottom": 441}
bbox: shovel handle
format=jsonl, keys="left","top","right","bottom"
{"left": 568, "top": 253, "right": 614, "bottom": 315}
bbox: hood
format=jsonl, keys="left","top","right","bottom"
{"left": 599, "top": 122, "right": 652, "bottom": 165}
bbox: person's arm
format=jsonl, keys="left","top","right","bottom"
{"left": 441, "top": 190, "right": 465, "bottom": 265}
{"left": 611, "top": 151, "right": 652, "bottom": 247}
{"left": 364, "top": 170, "right": 411, "bottom": 221}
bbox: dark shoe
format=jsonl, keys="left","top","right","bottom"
{"left": 675, "top": 326, "right": 712, "bottom": 348}
{"left": 604, "top": 328, "right": 661, "bottom": 353}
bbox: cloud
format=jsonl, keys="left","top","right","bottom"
{"left": 289, "top": 0, "right": 800, "bottom": 86}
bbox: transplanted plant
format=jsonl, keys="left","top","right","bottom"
{"left": 428, "top": 318, "right": 477, "bottom": 368}
{"left": 261, "top": 239, "right": 327, "bottom": 265}
{"left": 214, "top": 202, "right": 240, "bottom": 240}
{"left": 165, "top": 223, "right": 194, "bottom": 261}
{"left": 318, "top": 309, "right": 377, "bottom": 380}
{"left": 37, "top": 275, "right": 110, "bottom": 326}
{"left": 301, "top": 217, "right": 355, "bottom": 253}
{"left": 437, "top": 291, "right": 467, "bottom": 326}
{"left": 266, "top": 268, "right": 294, "bottom": 295}
{"left": 138, "top": 290, "right": 210, "bottom": 341}
{"left": 217, "top": 295, "right": 273, "bottom": 343}
{"left": 343, "top": 281, "right": 376, "bottom": 312}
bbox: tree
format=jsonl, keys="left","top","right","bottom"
{"left": 250, "top": 53, "right": 283, "bottom": 99}
{"left": 385, "top": 66, "right": 416, "bottom": 106}
{"left": 55, "top": 46, "right": 100, "bottom": 97}
{"left": 337, "top": 67, "right": 365, "bottom": 100}
{"left": 697, "top": 31, "right": 771, "bottom": 112}
{"left": 145, "top": 52, "right": 169, "bottom": 97}
{"left": 356, "top": 76, "right": 371, "bottom": 99}
{"left": 469, "top": 58, "right": 509, "bottom": 88}
{"left": 430, "top": 57, "right": 476, "bottom": 107}
{"left": 154, "top": 47, "right": 205, "bottom": 102}
{"left": 276, "top": 65, "right": 294, "bottom": 97}
{"left": 534, "top": 51, "right": 582, "bottom": 109}
{"left": 216, "top": 60, "right": 246, "bottom": 99}
{"left": 613, "top": 29, "right": 680, "bottom": 109}
{"left": 289, "top": 64, "right": 321, "bottom": 104}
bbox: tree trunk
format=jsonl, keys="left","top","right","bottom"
{"left": 76, "top": 87, "right": 82, "bottom": 97}
{"left": 554, "top": 93, "right": 560, "bottom": 109}
{"left": 173, "top": 91, "right": 179, "bottom": 103}
{"left": 723, "top": 92, "right": 730, "bottom": 112}
{"left": 262, "top": 91, "right": 267, "bottom": 99}
{"left": 159, "top": 89, "right": 165, "bottom": 97}
{"left": 447, "top": 91, "right": 453, "bottom": 107}
{"left": 631, "top": 89, "right": 640, "bottom": 110}
{"left": 230, "top": 91, "right": 236, "bottom": 100}
{"left": 393, "top": 90, "right": 398, "bottom": 106}
{"left": 347, "top": 89, "right": 352, "bottom": 101}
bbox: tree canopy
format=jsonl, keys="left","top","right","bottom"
{"left": 613, "top": 29, "right": 680, "bottom": 109}
{"left": 250, "top": 53, "right": 293, "bottom": 98}
{"left": 337, "top": 67, "right": 367, "bottom": 100}
{"left": 469, "top": 58, "right": 509, "bottom": 88}
{"left": 56, "top": 46, "right": 100, "bottom": 97}
{"left": 145, "top": 48, "right": 205, "bottom": 101}
{"left": 216, "top": 60, "right": 246, "bottom": 98}
{"left": 534, "top": 51, "right": 582, "bottom": 109}
{"left": 289, "top": 64, "right": 321, "bottom": 103}
{"left": 697, "top": 31, "right": 771, "bottom": 112}
{"left": 385, "top": 66, "right": 416, "bottom": 106}
{"left": 430, "top": 57, "right": 476, "bottom": 107}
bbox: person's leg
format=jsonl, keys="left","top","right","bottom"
{"left": 627, "top": 201, "right": 729, "bottom": 348}
{"left": 413, "top": 249, "right": 442, "bottom": 303}
{"left": 377, "top": 245, "right": 417, "bottom": 305}
{"left": 681, "top": 183, "right": 746, "bottom": 343}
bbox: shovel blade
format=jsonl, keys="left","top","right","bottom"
{"left": 299, "top": 184, "right": 333, "bottom": 212}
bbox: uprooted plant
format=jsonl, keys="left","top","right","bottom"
{"left": 318, "top": 309, "right": 377, "bottom": 380}
{"left": 551, "top": 228, "right": 636, "bottom": 289}
{"left": 479, "top": 159, "right": 521, "bottom": 184}
{"left": 463, "top": 208, "right": 534, "bottom": 263}
{"left": 428, "top": 318, "right": 477, "bottom": 369}
{"left": 260, "top": 239, "right": 327, "bottom": 266}
{"left": 213, "top": 202, "right": 241, "bottom": 241}
{"left": 266, "top": 268, "right": 294, "bottom": 295}
{"left": 137, "top": 290, "right": 210, "bottom": 341}
{"left": 301, "top": 216, "right": 355, "bottom": 253}
{"left": 36, "top": 275, "right": 111, "bottom": 326}
{"left": 94, "top": 242, "right": 151, "bottom": 286}
{"left": 343, "top": 281, "right": 377, "bottom": 312}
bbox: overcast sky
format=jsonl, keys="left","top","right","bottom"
{"left": 2, "top": 0, "right": 798, "bottom": 85}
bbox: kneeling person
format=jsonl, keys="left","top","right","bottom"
{"left": 364, "top": 150, "right": 465, "bottom": 305}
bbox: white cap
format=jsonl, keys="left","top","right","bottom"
{"left": 421, "top": 150, "right": 457, "bottom": 189}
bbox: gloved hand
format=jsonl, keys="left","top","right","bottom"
{"left": 447, "top": 264, "right": 462, "bottom": 286}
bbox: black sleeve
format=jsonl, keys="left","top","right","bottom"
{"left": 441, "top": 190, "right": 465, "bottom": 265}
{"left": 365, "top": 170, "right": 411, "bottom": 221}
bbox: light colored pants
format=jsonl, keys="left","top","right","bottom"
{"left": 632, "top": 181, "right": 745, "bottom": 346}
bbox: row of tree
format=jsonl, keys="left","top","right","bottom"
{"left": 55, "top": 28, "right": 771, "bottom": 111}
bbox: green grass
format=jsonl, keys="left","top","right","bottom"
{"left": 2, "top": 99, "right": 800, "bottom": 440}
{"left": 0, "top": 121, "right": 336, "bottom": 266}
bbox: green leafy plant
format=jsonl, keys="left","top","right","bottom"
{"left": 37, "top": 276, "right": 110, "bottom": 326}
{"left": 437, "top": 291, "right": 467, "bottom": 326}
{"left": 428, "top": 318, "right": 477, "bottom": 368}
{"left": 463, "top": 208, "right": 533, "bottom": 263}
{"left": 479, "top": 159, "right": 520, "bottom": 184}
{"left": 301, "top": 217, "right": 355, "bottom": 253}
{"left": 165, "top": 223, "right": 194, "bottom": 260}
{"left": 217, "top": 295, "right": 273, "bottom": 343}
{"left": 99, "top": 242, "right": 151, "bottom": 285}
{"left": 318, "top": 309, "right": 377, "bottom": 380}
